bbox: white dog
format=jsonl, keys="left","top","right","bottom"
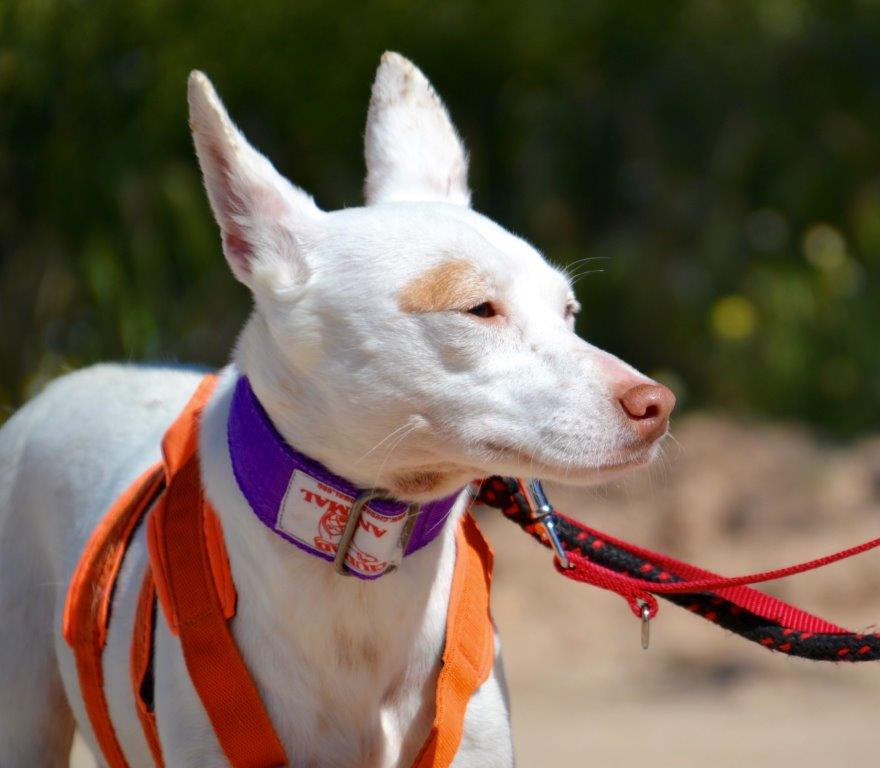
{"left": 0, "top": 52, "right": 674, "bottom": 767}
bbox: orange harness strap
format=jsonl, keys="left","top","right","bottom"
{"left": 147, "top": 454, "right": 289, "bottom": 768}
{"left": 62, "top": 462, "right": 165, "bottom": 768}
{"left": 65, "top": 373, "right": 495, "bottom": 768}
{"left": 143, "top": 375, "right": 288, "bottom": 768}
{"left": 413, "top": 512, "right": 495, "bottom": 767}
{"left": 131, "top": 565, "right": 164, "bottom": 767}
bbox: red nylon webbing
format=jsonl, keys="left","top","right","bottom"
{"left": 555, "top": 510, "right": 879, "bottom": 633}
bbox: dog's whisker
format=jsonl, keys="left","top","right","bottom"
{"left": 562, "top": 255, "right": 611, "bottom": 273}
{"left": 567, "top": 268, "right": 606, "bottom": 284}
{"left": 663, "top": 431, "right": 684, "bottom": 461}
{"left": 357, "top": 420, "right": 419, "bottom": 462}
{"left": 370, "top": 422, "right": 420, "bottom": 490}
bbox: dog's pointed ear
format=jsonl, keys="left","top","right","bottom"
{"left": 188, "top": 71, "right": 322, "bottom": 289}
{"left": 363, "top": 52, "right": 470, "bottom": 207}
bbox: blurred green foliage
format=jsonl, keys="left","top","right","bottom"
{"left": 2, "top": 0, "right": 880, "bottom": 434}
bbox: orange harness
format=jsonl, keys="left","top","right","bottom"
{"left": 63, "top": 374, "right": 495, "bottom": 768}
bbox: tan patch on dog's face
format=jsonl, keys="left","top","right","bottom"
{"left": 397, "top": 258, "right": 488, "bottom": 314}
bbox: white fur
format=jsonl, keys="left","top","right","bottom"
{"left": 0, "top": 52, "right": 663, "bottom": 767}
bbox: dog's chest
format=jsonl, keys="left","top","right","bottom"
{"left": 217, "top": 511, "right": 457, "bottom": 767}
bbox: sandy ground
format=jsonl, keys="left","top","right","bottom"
{"left": 71, "top": 414, "right": 880, "bottom": 766}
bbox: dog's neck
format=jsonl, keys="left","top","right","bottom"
{"left": 226, "top": 375, "right": 461, "bottom": 578}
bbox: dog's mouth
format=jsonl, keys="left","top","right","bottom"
{"left": 412, "top": 413, "right": 663, "bottom": 487}
{"left": 474, "top": 440, "right": 658, "bottom": 483}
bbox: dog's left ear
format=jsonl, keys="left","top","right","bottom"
{"left": 188, "top": 71, "right": 323, "bottom": 291}
{"left": 364, "top": 52, "right": 471, "bottom": 207}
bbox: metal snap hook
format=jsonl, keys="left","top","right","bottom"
{"left": 526, "top": 479, "right": 571, "bottom": 569}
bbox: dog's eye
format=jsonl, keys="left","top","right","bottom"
{"left": 467, "top": 302, "right": 497, "bottom": 319}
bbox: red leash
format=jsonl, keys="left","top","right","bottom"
{"left": 477, "top": 477, "right": 880, "bottom": 661}
{"left": 554, "top": 510, "right": 878, "bottom": 630}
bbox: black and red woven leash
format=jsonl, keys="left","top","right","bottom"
{"left": 476, "top": 476, "right": 880, "bottom": 662}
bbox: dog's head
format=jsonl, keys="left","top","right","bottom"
{"left": 189, "top": 52, "right": 674, "bottom": 501}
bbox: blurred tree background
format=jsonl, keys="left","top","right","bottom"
{"left": 2, "top": 0, "right": 880, "bottom": 434}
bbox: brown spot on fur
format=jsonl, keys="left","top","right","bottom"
{"left": 398, "top": 259, "right": 488, "bottom": 314}
{"left": 360, "top": 639, "right": 380, "bottom": 670}
{"left": 390, "top": 470, "right": 448, "bottom": 497}
{"left": 315, "top": 710, "right": 333, "bottom": 737}
{"left": 334, "top": 626, "right": 381, "bottom": 672}
{"left": 400, "top": 67, "right": 414, "bottom": 99}
{"left": 334, "top": 626, "right": 356, "bottom": 669}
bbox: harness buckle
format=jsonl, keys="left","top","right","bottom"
{"left": 526, "top": 479, "right": 571, "bottom": 569}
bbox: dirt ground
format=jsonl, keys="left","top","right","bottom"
{"left": 71, "top": 414, "right": 880, "bottom": 766}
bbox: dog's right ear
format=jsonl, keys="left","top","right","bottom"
{"left": 188, "top": 71, "right": 322, "bottom": 290}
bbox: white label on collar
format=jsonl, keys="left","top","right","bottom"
{"left": 276, "top": 469, "right": 408, "bottom": 576}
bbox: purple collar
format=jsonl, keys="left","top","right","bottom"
{"left": 227, "top": 376, "right": 462, "bottom": 579}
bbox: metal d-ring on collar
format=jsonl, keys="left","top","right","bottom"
{"left": 333, "top": 489, "right": 421, "bottom": 576}
{"left": 526, "top": 479, "right": 571, "bottom": 569}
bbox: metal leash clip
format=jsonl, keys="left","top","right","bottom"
{"left": 526, "top": 479, "right": 571, "bottom": 569}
